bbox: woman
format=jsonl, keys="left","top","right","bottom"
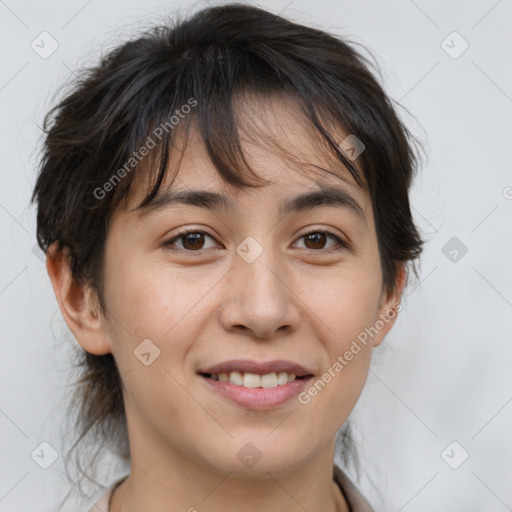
{"left": 32, "top": 4, "right": 423, "bottom": 511}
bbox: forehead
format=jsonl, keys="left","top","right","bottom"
{"left": 124, "top": 92, "right": 369, "bottom": 214}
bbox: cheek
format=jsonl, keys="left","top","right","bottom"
{"left": 102, "top": 250, "right": 226, "bottom": 387}
{"left": 104, "top": 250, "right": 203, "bottom": 336}
{"left": 301, "top": 297, "right": 376, "bottom": 428}
{"left": 307, "top": 265, "right": 382, "bottom": 346}
{"left": 300, "top": 262, "right": 382, "bottom": 410}
{"left": 101, "top": 257, "right": 206, "bottom": 416}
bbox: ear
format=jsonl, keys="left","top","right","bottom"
{"left": 45, "top": 242, "right": 112, "bottom": 355}
{"left": 372, "top": 264, "right": 406, "bottom": 348}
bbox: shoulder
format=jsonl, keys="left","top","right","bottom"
{"left": 87, "top": 475, "right": 128, "bottom": 512}
{"left": 333, "top": 465, "right": 375, "bottom": 512}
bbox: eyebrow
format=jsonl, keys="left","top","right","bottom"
{"left": 136, "top": 184, "right": 366, "bottom": 222}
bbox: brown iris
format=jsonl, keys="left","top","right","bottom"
{"left": 303, "top": 232, "right": 328, "bottom": 250}
{"left": 180, "top": 232, "right": 206, "bottom": 250}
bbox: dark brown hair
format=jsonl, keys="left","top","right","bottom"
{"left": 31, "top": 3, "right": 424, "bottom": 506}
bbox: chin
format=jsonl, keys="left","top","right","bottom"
{"left": 199, "top": 435, "right": 314, "bottom": 477}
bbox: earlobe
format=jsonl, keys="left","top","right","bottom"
{"left": 45, "top": 242, "right": 112, "bottom": 355}
{"left": 372, "top": 264, "right": 407, "bottom": 348}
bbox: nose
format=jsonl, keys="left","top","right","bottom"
{"left": 217, "top": 244, "right": 301, "bottom": 340}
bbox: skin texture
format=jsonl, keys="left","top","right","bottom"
{"left": 46, "top": 94, "right": 405, "bottom": 512}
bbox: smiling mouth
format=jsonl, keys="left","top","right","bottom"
{"left": 200, "top": 371, "right": 312, "bottom": 389}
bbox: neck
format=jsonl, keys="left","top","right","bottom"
{"left": 110, "top": 433, "right": 349, "bottom": 512}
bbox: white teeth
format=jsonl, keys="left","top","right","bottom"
{"left": 277, "top": 372, "right": 288, "bottom": 385}
{"left": 243, "top": 373, "right": 261, "bottom": 388}
{"left": 209, "top": 371, "right": 301, "bottom": 388}
{"left": 229, "top": 371, "right": 243, "bottom": 386}
{"left": 260, "top": 373, "right": 278, "bottom": 388}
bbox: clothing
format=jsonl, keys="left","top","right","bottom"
{"left": 333, "top": 465, "right": 375, "bottom": 512}
{"left": 88, "top": 465, "right": 374, "bottom": 512}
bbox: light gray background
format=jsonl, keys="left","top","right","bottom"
{"left": 1, "top": 0, "right": 511, "bottom": 510}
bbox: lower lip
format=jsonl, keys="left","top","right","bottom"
{"left": 200, "top": 375, "right": 312, "bottom": 410}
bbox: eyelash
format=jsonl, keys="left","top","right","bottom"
{"left": 163, "top": 228, "right": 350, "bottom": 254}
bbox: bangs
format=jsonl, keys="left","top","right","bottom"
{"left": 108, "top": 42, "right": 368, "bottom": 216}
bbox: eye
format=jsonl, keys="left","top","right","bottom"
{"left": 294, "top": 230, "right": 348, "bottom": 252}
{"left": 164, "top": 229, "right": 218, "bottom": 251}
{"left": 163, "top": 228, "right": 349, "bottom": 253}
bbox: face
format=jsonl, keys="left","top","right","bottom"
{"left": 95, "top": 94, "right": 402, "bottom": 477}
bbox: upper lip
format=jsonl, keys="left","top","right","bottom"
{"left": 199, "top": 359, "right": 314, "bottom": 377}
